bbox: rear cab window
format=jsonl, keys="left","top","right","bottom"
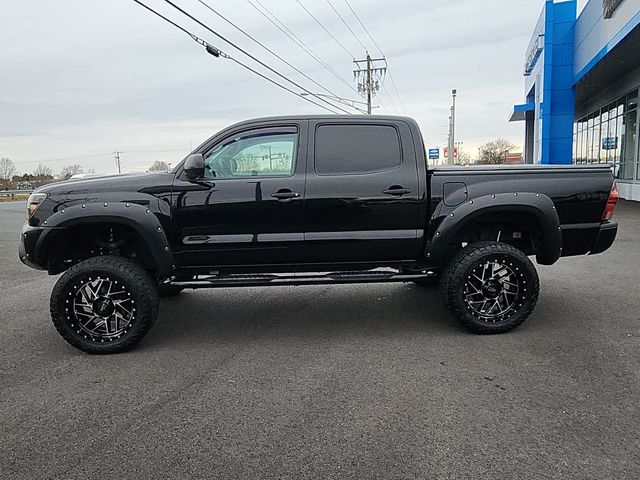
{"left": 314, "top": 124, "right": 402, "bottom": 175}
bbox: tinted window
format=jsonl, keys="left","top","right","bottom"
{"left": 204, "top": 132, "right": 297, "bottom": 179}
{"left": 315, "top": 124, "right": 401, "bottom": 175}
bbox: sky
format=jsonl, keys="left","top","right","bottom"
{"left": 0, "top": 0, "right": 589, "bottom": 175}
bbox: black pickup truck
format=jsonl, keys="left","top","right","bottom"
{"left": 19, "top": 115, "right": 619, "bottom": 354}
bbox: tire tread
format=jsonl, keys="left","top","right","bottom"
{"left": 50, "top": 256, "right": 158, "bottom": 354}
{"left": 440, "top": 241, "right": 540, "bottom": 334}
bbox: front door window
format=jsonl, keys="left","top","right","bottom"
{"left": 204, "top": 133, "right": 297, "bottom": 179}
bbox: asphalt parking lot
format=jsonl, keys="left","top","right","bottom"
{"left": 1, "top": 200, "right": 639, "bottom": 479}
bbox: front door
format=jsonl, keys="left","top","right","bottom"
{"left": 172, "top": 123, "right": 307, "bottom": 268}
{"left": 303, "top": 120, "right": 422, "bottom": 263}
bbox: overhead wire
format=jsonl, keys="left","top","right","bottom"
{"left": 324, "top": 0, "right": 367, "bottom": 52}
{"left": 342, "top": 0, "right": 407, "bottom": 114}
{"left": 159, "top": 0, "right": 354, "bottom": 114}
{"left": 294, "top": 0, "right": 355, "bottom": 59}
{"left": 342, "top": 0, "right": 384, "bottom": 55}
{"left": 194, "top": 0, "right": 365, "bottom": 113}
{"left": 158, "top": 0, "right": 351, "bottom": 114}
{"left": 246, "top": 0, "right": 360, "bottom": 97}
{"left": 131, "top": 0, "right": 342, "bottom": 114}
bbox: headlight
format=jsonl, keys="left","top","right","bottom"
{"left": 27, "top": 193, "right": 47, "bottom": 218}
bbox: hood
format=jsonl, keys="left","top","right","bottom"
{"left": 36, "top": 171, "right": 174, "bottom": 196}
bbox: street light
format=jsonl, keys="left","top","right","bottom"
{"left": 448, "top": 89, "right": 458, "bottom": 165}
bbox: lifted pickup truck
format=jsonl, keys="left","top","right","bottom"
{"left": 20, "top": 115, "right": 619, "bottom": 354}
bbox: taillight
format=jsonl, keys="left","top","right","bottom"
{"left": 602, "top": 182, "right": 619, "bottom": 221}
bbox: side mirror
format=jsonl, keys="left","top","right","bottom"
{"left": 183, "top": 154, "right": 205, "bottom": 181}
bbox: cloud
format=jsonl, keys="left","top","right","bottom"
{"left": 0, "top": 0, "right": 544, "bottom": 173}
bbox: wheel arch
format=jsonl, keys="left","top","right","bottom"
{"left": 35, "top": 202, "right": 175, "bottom": 276}
{"left": 427, "top": 192, "right": 562, "bottom": 266}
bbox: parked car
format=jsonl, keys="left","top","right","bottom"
{"left": 19, "top": 115, "right": 619, "bottom": 354}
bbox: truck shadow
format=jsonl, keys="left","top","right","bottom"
{"left": 146, "top": 283, "right": 463, "bottom": 349}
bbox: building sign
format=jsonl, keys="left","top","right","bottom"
{"left": 602, "top": 137, "right": 618, "bottom": 150}
{"left": 443, "top": 147, "right": 458, "bottom": 158}
{"left": 603, "top": 0, "right": 624, "bottom": 19}
{"left": 524, "top": 33, "right": 544, "bottom": 76}
{"left": 428, "top": 148, "right": 440, "bottom": 160}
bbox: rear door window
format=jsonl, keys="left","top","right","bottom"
{"left": 314, "top": 124, "right": 402, "bottom": 175}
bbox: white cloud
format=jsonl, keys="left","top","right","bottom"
{"left": 0, "top": 0, "right": 547, "bottom": 174}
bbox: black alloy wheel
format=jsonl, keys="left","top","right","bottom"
{"left": 440, "top": 241, "right": 540, "bottom": 334}
{"left": 50, "top": 256, "right": 159, "bottom": 354}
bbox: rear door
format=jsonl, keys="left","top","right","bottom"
{"left": 303, "top": 119, "right": 422, "bottom": 263}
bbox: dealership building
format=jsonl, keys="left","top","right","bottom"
{"left": 511, "top": 0, "right": 640, "bottom": 200}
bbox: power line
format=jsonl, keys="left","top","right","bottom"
{"left": 383, "top": 68, "right": 406, "bottom": 115}
{"left": 324, "top": 0, "right": 367, "bottom": 52}
{"left": 294, "top": 0, "right": 355, "bottom": 59}
{"left": 194, "top": 0, "right": 363, "bottom": 113}
{"left": 159, "top": 0, "right": 353, "bottom": 114}
{"left": 342, "top": 0, "right": 384, "bottom": 55}
{"left": 132, "top": 0, "right": 342, "bottom": 114}
{"left": 342, "top": 0, "right": 407, "bottom": 114}
{"left": 246, "top": 0, "right": 359, "bottom": 97}
{"left": 380, "top": 83, "right": 398, "bottom": 114}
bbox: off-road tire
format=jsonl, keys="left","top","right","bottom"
{"left": 158, "top": 284, "right": 184, "bottom": 297}
{"left": 50, "top": 256, "right": 159, "bottom": 354}
{"left": 440, "top": 241, "right": 539, "bottom": 334}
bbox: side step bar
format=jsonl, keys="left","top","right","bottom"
{"left": 169, "top": 270, "right": 438, "bottom": 289}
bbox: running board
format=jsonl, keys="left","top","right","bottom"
{"left": 169, "top": 270, "right": 438, "bottom": 289}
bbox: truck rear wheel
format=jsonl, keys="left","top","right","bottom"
{"left": 440, "top": 241, "right": 539, "bottom": 334}
{"left": 50, "top": 256, "right": 159, "bottom": 354}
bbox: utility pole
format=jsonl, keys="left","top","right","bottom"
{"left": 114, "top": 150, "right": 121, "bottom": 174}
{"left": 447, "top": 89, "right": 457, "bottom": 165}
{"left": 354, "top": 54, "right": 386, "bottom": 115}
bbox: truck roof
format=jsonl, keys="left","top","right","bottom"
{"left": 233, "top": 114, "right": 416, "bottom": 123}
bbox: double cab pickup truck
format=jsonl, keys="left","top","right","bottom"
{"left": 20, "top": 115, "right": 619, "bottom": 354}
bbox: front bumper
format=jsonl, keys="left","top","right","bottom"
{"left": 18, "top": 222, "right": 47, "bottom": 270}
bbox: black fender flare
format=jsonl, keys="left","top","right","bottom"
{"left": 34, "top": 201, "right": 176, "bottom": 277}
{"left": 427, "top": 192, "right": 562, "bottom": 266}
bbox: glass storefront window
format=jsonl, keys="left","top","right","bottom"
{"left": 573, "top": 88, "right": 639, "bottom": 180}
{"left": 591, "top": 114, "right": 598, "bottom": 162}
{"left": 628, "top": 90, "right": 638, "bottom": 111}
{"left": 623, "top": 110, "right": 637, "bottom": 181}
{"left": 608, "top": 114, "right": 617, "bottom": 164}
{"left": 600, "top": 111, "right": 609, "bottom": 163}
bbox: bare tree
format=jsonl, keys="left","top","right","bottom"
{"left": 32, "top": 164, "right": 55, "bottom": 187}
{"left": 477, "top": 139, "right": 518, "bottom": 165}
{"left": 148, "top": 160, "right": 170, "bottom": 172}
{"left": 33, "top": 163, "right": 53, "bottom": 178}
{"left": 0, "top": 157, "right": 16, "bottom": 188}
{"left": 60, "top": 164, "right": 84, "bottom": 180}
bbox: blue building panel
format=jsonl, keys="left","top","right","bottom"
{"left": 514, "top": 0, "right": 640, "bottom": 170}
{"left": 543, "top": 0, "right": 576, "bottom": 164}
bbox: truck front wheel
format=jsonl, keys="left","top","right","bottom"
{"left": 440, "top": 241, "right": 539, "bottom": 334}
{"left": 50, "top": 256, "right": 159, "bottom": 354}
